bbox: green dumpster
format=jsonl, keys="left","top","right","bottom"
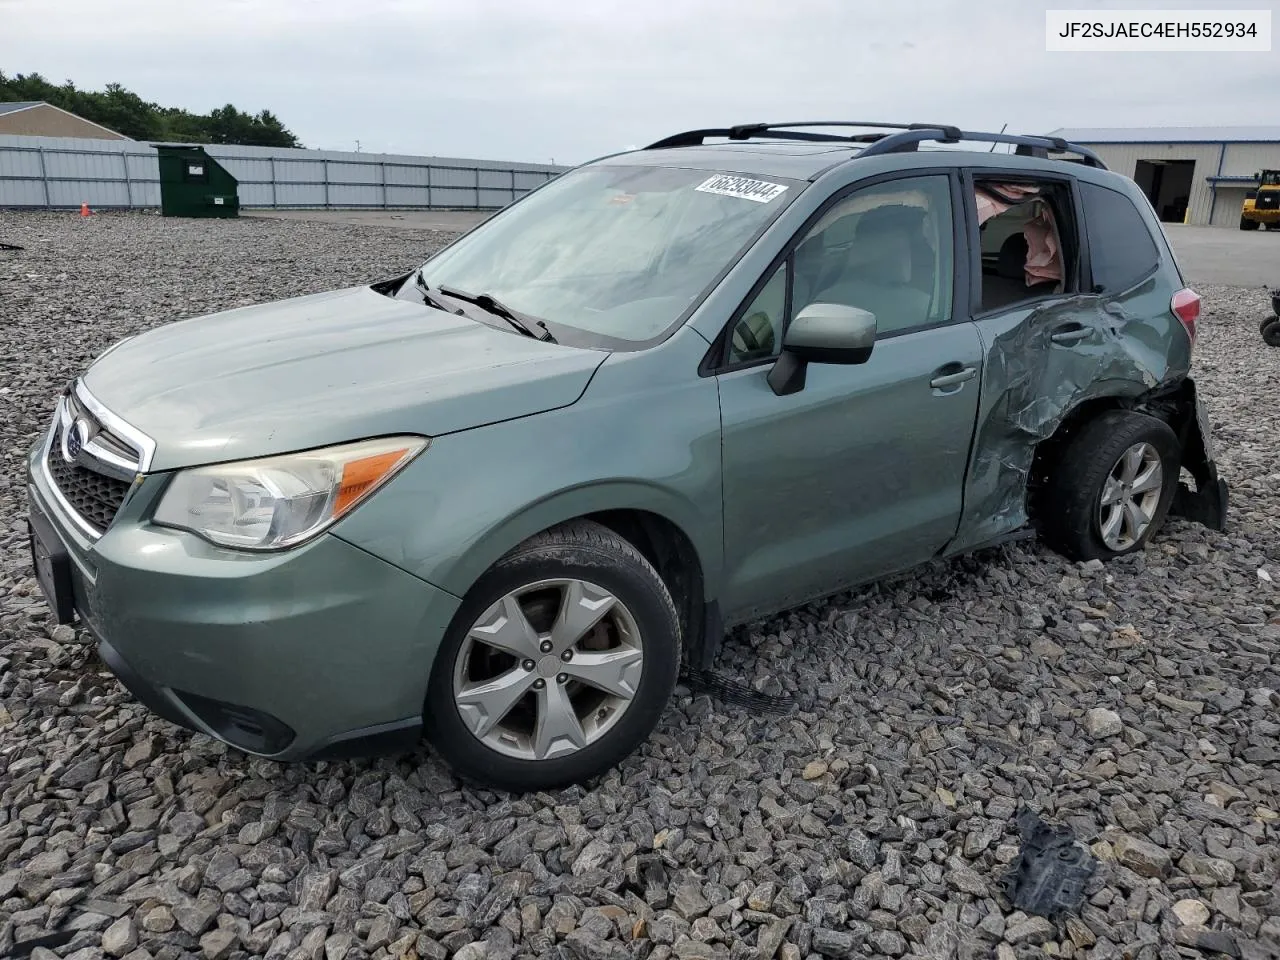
{"left": 156, "top": 145, "right": 240, "bottom": 218}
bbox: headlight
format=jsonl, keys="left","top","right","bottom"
{"left": 153, "top": 436, "right": 427, "bottom": 550}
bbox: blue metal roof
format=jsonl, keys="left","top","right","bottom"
{"left": 1048, "top": 125, "right": 1280, "bottom": 144}
{"left": 0, "top": 101, "right": 42, "bottom": 116}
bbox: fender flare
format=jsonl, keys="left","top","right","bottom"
{"left": 436, "top": 479, "right": 718, "bottom": 604}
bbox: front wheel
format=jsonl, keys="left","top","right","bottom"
{"left": 1035, "top": 411, "right": 1180, "bottom": 561}
{"left": 424, "top": 520, "right": 680, "bottom": 792}
{"left": 1262, "top": 318, "right": 1280, "bottom": 347}
{"left": 1240, "top": 217, "right": 1260, "bottom": 231}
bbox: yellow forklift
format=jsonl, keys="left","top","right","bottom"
{"left": 1240, "top": 169, "right": 1280, "bottom": 230}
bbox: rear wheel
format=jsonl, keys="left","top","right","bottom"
{"left": 1035, "top": 411, "right": 1180, "bottom": 561}
{"left": 424, "top": 520, "right": 680, "bottom": 792}
{"left": 1240, "top": 216, "right": 1260, "bottom": 231}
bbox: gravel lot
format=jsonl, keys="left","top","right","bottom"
{"left": 1, "top": 211, "right": 1278, "bottom": 960}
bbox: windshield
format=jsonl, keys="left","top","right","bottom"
{"left": 417, "top": 164, "right": 799, "bottom": 346}
{"left": 1262, "top": 171, "right": 1280, "bottom": 186}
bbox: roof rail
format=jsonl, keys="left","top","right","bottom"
{"left": 643, "top": 122, "right": 1107, "bottom": 169}
{"left": 645, "top": 122, "right": 962, "bottom": 149}
{"left": 859, "top": 128, "right": 1107, "bottom": 168}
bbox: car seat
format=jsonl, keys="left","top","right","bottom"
{"left": 983, "top": 230, "right": 1059, "bottom": 310}
{"left": 997, "top": 232, "right": 1029, "bottom": 281}
{"left": 809, "top": 204, "right": 933, "bottom": 332}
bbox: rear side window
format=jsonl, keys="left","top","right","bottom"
{"left": 1079, "top": 182, "right": 1161, "bottom": 293}
{"left": 974, "top": 179, "right": 1077, "bottom": 313}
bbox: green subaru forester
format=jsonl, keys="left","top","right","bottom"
{"left": 27, "top": 123, "right": 1228, "bottom": 791}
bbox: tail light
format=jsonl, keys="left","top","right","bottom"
{"left": 1171, "top": 288, "right": 1200, "bottom": 345}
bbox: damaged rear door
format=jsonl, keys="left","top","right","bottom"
{"left": 950, "top": 169, "right": 1194, "bottom": 551}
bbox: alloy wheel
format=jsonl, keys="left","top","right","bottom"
{"left": 1098, "top": 441, "right": 1164, "bottom": 551}
{"left": 451, "top": 578, "right": 645, "bottom": 760}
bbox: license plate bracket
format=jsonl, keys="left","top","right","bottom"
{"left": 28, "top": 505, "right": 76, "bottom": 625}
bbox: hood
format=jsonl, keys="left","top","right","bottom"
{"left": 83, "top": 285, "right": 608, "bottom": 471}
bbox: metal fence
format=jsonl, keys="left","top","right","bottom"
{"left": 0, "top": 134, "right": 569, "bottom": 211}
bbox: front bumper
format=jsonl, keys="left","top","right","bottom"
{"left": 1244, "top": 208, "right": 1280, "bottom": 224}
{"left": 26, "top": 442, "right": 462, "bottom": 761}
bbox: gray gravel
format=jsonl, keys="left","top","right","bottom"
{"left": 2, "top": 210, "right": 1278, "bottom": 960}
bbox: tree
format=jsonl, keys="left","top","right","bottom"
{"left": 0, "top": 71, "right": 301, "bottom": 147}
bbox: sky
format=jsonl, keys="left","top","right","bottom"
{"left": 3, "top": 0, "right": 1278, "bottom": 165}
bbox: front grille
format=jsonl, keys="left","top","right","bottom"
{"left": 46, "top": 423, "right": 133, "bottom": 533}
{"left": 64, "top": 391, "right": 141, "bottom": 463}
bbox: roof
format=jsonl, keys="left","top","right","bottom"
{"left": 1048, "top": 126, "right": 1280, "bottom": 144}
{"left": 0, "top": 100, "right": 130, "bottom": 139}
{"left": 0, "top": 101, "right": 42, "bottom": 116}
{"left": 605, "top": 142, "right": 863, "bottom": 180}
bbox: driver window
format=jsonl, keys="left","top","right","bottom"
{"left": 793, "top": 175, "right": 953, "bottom": 337}
{"left": 722, "top": 175, "right": 954, "bottom": 367}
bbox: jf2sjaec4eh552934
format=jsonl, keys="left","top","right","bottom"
{"left": 28, "top": 121, "right": 1228, "bottom": 792}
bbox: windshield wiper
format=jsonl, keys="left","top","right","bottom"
{"left": 437, "top": 285, "right": 556, "bottom": 343}
{"left": 414, "top": 270, "right": 464, "bottom": 315}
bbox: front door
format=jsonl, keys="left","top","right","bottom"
{"left": 714, "top": 173, "right": 983, "bottom": 622}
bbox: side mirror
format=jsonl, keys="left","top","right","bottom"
{"left": 767, "top": 303, "right": 877, "bottom": 396}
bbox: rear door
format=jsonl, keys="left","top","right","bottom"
{"left": 950, "top": 169, "right": 1186, "bottom": 551}
{"left": 713, "top": 171, "right": 985, "bottom": 622}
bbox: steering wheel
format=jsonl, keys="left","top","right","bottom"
{"left": 731, "top": 312, "right": 769, "bottom": 358}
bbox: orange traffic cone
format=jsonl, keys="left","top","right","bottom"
{"left": 80, "top": 202, "right": 91, "bottom": 217}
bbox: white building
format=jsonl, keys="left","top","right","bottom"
{"left": 1049, "top": 126, "right": 1280, "bottom": 227}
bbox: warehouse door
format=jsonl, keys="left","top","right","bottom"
{"left": 1134, "top": 159, "right": 1195, "bottom": 222}
{"left": 1210, "top": 187, "right": 1252, "bottom": 226}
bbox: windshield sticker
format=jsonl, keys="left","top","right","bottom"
{"left": 695, "top": 175, "right": 788, "bottom": 204}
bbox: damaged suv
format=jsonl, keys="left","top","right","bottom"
{"left": 28, "top": 122, "right": 1228, "bottom": 791}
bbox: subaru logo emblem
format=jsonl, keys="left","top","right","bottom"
{"left": 62, "top": 418, "right": 89, "bottom": 465}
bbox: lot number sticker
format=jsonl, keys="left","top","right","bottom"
{"left": 695, "top": 175, "right": 788, "bottom": 203}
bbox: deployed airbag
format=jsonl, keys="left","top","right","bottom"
{"left": 976, "top": 183, "right": 1063, "bottom": 288}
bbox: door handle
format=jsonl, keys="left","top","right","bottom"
{"left": 1050, "top": 324, "right": 1091, "bottom": 345}
{"left": 929, "top": 366, "right": 978, "bottom": 390}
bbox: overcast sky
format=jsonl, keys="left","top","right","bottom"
{"left": 3, "top": 0, "right": 1277, "bottom": 164}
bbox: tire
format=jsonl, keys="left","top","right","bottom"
{"left": 1263, "top": 319, "right": 1280, "bottom": 347}
{"left": 424, "top": 519, "right": 680, "bottom": 792}
{"left": 1240, "top": 217, "right": 1260, "bottom": 231}
{"left": 1263, "top": 314, "right": 1278, "bottom": 336}
{"left": 1035, "top": 410, "right": 1180, "bottom": 562}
